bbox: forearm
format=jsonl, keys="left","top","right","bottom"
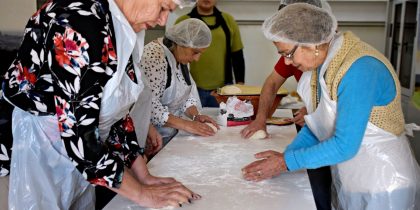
{"left": 108, "top": 167, "right": 142, "bottom": 204}
{"left": 255, "top": 72, "right": 285, "bottom": 121}
{"left": 164, "top": 114, "right": 188, "bottom": 130}
{"left": 129, "top": 155, "right": 150, "bottom": 183}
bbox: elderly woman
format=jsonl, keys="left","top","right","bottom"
{"left": 0, "top": 0, "right": 201, "bottom": 209}
{"left": 242, "top": 3, "right": 420, "bottom": 209}
{"left": 141, "top": 18, "right": 219, "bottom": 148}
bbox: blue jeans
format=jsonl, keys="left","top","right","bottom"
{"left": 197, "top": 88, "right": 219, "bottom": 107}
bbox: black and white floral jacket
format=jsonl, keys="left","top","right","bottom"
{"left": 0, "top": 0, "right": 143, "bottom": 188}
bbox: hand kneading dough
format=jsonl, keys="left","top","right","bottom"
{"left": 249, "top": 130, "right": 267, "bottom": 139}
{"left": 206, "top": 123, "right": 218, "bottom": 132}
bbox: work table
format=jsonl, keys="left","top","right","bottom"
{"left": 104, "top": 108, "right": 315, "bottom": 210}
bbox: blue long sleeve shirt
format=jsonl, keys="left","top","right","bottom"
{"left": 284, "top": 56, "right": 396, "bottom": 171}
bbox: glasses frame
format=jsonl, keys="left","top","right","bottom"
{"left": 281, "top": 44, "right": 299, "bottom": 60}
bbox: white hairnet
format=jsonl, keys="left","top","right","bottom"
{"left": 165, "top": 18, "right": 212, "bottom": 48}
{"left": 173, "top": 0, "right": 196, "bottom": 8}
{"left": 279, "top": 0, "right": 332, "bottom": 12}
{"left": 262, "top": 3, "right": 337, "bottom": 46}
{"left": 280, "top": 0, "right": 321, "bottom": 8}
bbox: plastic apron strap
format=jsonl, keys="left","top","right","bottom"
{"left": 130, "top": 68, "right": 152, "bottom": 147}
{"left": 9, "top": 107, "right": 94, "bottom": 210}
{"left": 296, "top": 71, "right": 314, "bottom": 114}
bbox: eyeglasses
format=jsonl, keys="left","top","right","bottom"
{"left": 280, "top": 45, "right": 299, "bottom": 60}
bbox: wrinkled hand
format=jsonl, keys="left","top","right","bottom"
{"left": 145, "top": 125, "right": 163, "bottom": 157}
{"left": 240, "top": 119, "right": 267, "bottom": 139}
{"left": 184, "top": 120, "right": 216, "bottom": 137}
{"left": 194, "top": 114, "right": 220, "bottom": 130}
{"left": 241, "top": 150, "right": 287, "bottom": 182}
{"left": 141, "top": 174, "right": 177, "bottom": 185}
{"left": 136, "top": 181, "right": 201, "bottom": 208}
{"left": 288, "top": 107, "right": 307, "bottom": 127}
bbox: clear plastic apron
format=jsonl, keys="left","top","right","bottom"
{"left": 9, "top": 107, "right": 95, "bottom": 210}
{"left": 130, "top": 67, "right": 152, "bottom": 147}
{"left": 297, "top": 35, "right": 420, "bottom": 210}
{"left": 158, "top": 42, "right": 197, "bottom": 139}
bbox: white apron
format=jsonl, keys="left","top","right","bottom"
{"left": 131, "top": 58, "right": 153, "bottom": 147}
{"left": 158, "top": 42, "right": 200, "bottom": 140}
{"left": 297, "top": 34, "right": 420, "bottom": 210}
{"left": 9, "top": 107, "right": 95, "bottom": 210}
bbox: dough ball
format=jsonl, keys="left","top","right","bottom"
{"left": 249, "top": 130, "right": 267, "bottom": 140}
{"left": 206, "top": 122, "right": 218, "bottom": 132}
{"left": 221, "top": 85, "right": 242, "bottom": 95}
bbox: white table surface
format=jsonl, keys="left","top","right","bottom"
{"left": 104, "top": 109, "right": 315, "bottom": 210}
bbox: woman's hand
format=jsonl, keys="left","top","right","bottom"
{"left": 183, "top": 120, "right": 216, "bottom": 137}
{"left": 241, "top": 150, "right": 287, "bottom": 182}
{"left": 136, "top": 181, "right": 202, "bottom": 208}
{"left": 289, "top": 107, "right": 307, "bottom": 127}
{"left": 115, "top": 157, "right": 201, "bottom": 208}
{"left": 240, "top": 119, "right": 267, "bottom": 139}
{"left": 145, "top": 125, "right": 163, "bottom": 157}
{"left": 193, "top": 114, "right": 220, "bottom": 130}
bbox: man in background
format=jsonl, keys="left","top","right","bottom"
{"left": 176, "top": 0, "right": 245, "bottom": 107}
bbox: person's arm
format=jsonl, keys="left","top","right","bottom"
{"left": 284, "top": 57, "right": 396, "bottom": 171}
{"left": 165, "top": 114, "right": 215, "bottom": 136}
{"left": 284, "top": 125, "right": 319, "bottom": 152}
{"left": 109, "top": 156, "right": 200, "bottom": 208}
{"left": 255, "top": 71, "right": 286, "bottom": 121}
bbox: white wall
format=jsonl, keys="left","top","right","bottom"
{"left": 169, "top": 0, "right": 389, "bottom": 92}
{"left": 1, "top": 0, "right": 390, "bottom": 92}
{"left": 0, "top": 0, "right": 36, "bottom": 34}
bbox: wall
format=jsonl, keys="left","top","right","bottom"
{"left": 169, "top": 0, "right": 389, "bottom": 92}
{"left": 0, "top": 0, "right": 389, "bottom": 92}
{"left": 0, "top": 0, "right": 36, "bottom": 34}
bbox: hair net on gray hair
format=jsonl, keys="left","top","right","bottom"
{"left": 165, "top": 18, "right": 212, "bottom": 48}
{"left": 278, "top": 0, "right": 332, "bottom": 12}
{"left": 263, "top": 3, "right": 337, "bottom": 46}
{"left": 173, "top": 0, "right": 196, "bottom": 8}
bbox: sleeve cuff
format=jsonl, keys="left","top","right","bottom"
{"left": 158, "top": 111, "right": 170, "bottom": 127}
{"left": 284, "top": 150, "right": 300, "bottom": 171}
{"left": 183, "top": 98, "right": 197, "bottom": 112}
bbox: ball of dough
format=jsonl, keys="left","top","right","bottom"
{"left": 206, "top": 122, "right": 218, "bottom": 132}
{"left": 249, "top": 130, "right": 267, "bottom": 140}
{"left": 221, "top": 85, "right": 242, "bottom": 95}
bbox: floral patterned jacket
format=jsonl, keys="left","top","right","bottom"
{"left": 0, "top": 0, "right": 143, "bottom": 188}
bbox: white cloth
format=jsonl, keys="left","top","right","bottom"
{"left": 297, "top": 33, "right": 420, "bottom": 210}
{"left": 157, "top": 42, "right": 199, "bottom": 139}
{"left": 9, "top": 108, "right": 95, "bottom": 210}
